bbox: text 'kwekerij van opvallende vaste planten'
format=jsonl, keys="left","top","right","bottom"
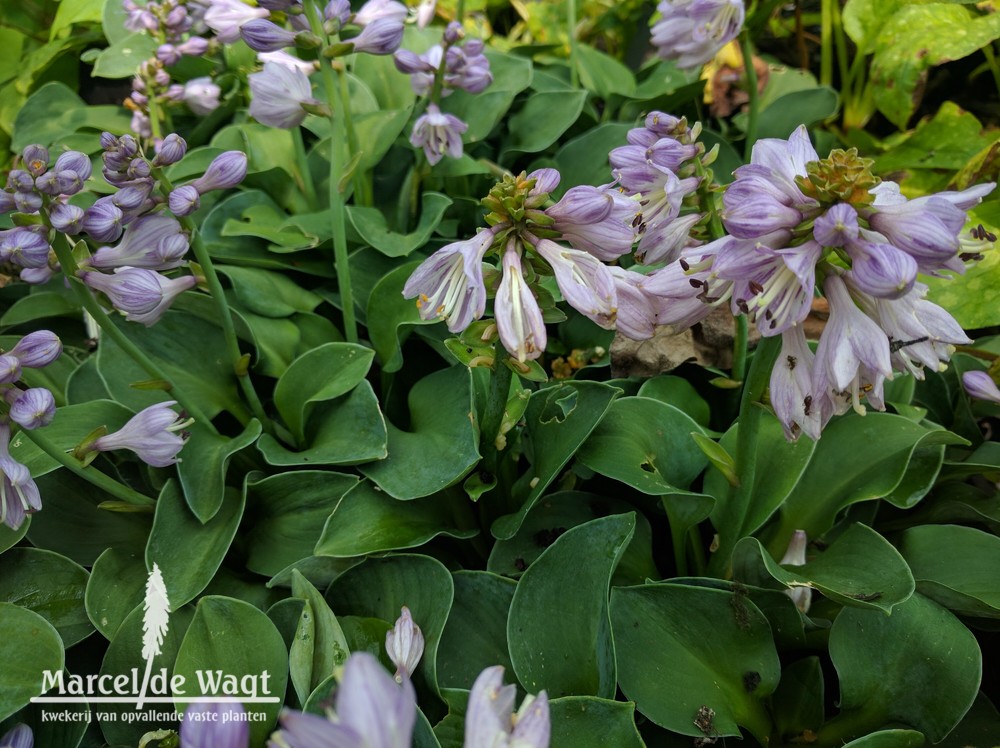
{"left": 2, "top": 0, "right": 1000, "bottom": 746}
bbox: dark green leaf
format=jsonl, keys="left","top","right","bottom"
{"left": 0, "top": 548, "right": 92, "bottom": 647}
{"left": 0, "top": 604, "right": 64, "bottom": 721}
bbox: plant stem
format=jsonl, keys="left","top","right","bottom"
{"left": 732, "top": 313, "right": 748, "bottom": 383}
{"left": 830, "top": 0, "right": 850, "bottom": 93}
{"left": 292, "top": 127, "right": 319, "bottom": 211}
{"left": 819, "top": 0, "right": 833, "bottom": 87}
{"left": 336, "top": 65, "right": 372, "bottom": 207}
{"left": 51, "top": 237, "right": 215, "bottom": 431}
{"left": 480, "top": 357, "right": 513, "bottom": 474}
{"left": 567, "top": 0, "right": 579, "bottom": 88}
{"left": 152, "top": 169, "right": 275, "bottom": 433}
{"left": 983, "top": 43, "right": 1000, "bottom": 100}
{"left": 17, "top": 427, "right": 155, "bottom": 507}
{"left": 739, "top": 30, "right": 759, "bottom": 162}
{"left": 662, "top": 497, "right": 688, "bottom": 577}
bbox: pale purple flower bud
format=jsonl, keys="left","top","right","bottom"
{"left": 867, "top": 197, "right": 964, "bottom": 272}
{"left": 153, "top": 132, "right": 187, "bottom": 166}
{"left": 7, "top": 170, "right": 34, "bottom": 193}
{"left": 814, "top": 202, "right": 859, "bottom": 247}
{"left": 190, "top": 151, "right": 248, "bottom": 193}
{"left": 153, "top": 67, "right": 171, "bottom": 87}
{"left": 402, "top": 230, "right": 492, "bottom": 331}
{"left": 179, "top": 703, "right": 249, "bottom": 748}
{"left": 164, "top": 84, "right": 185, "bottom": 102}
{"left": 165, "top": 5, "right": 188, "bottom": 28}
{"left": 112, "top": 182, "right": 154, "bottom": 211}
{"left": 393, "top": 48, "right": 431, "bottom": 75}
{"left": 128, "top": 158, "right": 152, "bottom": 180}
{"left": 324, "top": 0, "right": 351, "bottom": 24}
{"left": 91, "top": 400, "right": 189, "bottom": 466}
{"left": 350, "top": 16, "right": 404, "bottom": 54}
{"left": 21, "top": 145, "right": 49, "bottom": 176}
{"left": 444, "top": 42, "right": 492, "bottom": 94}
{"left": 770, "top": 325, "right": 820, "bottom": 441}
{"left": 131, "top": 111, "right": 153, "bottom": 139}
{"left": 241, "top": 18, "right": 298, "bottom": 52}
{"left": 53, "top": 151, "right": 92, "bottom": 182}
{"left": 443, "top": 20, "right": 461, "bottom": 43}
{"left": 248, "top": 62, "right": 318, "bottom": 129}
{"left": 257, "top": 50, "right": 319, "bottom": 74}
{"left": 0, "top": 724, "right": 33, "bottom": 748}
{"left": 90, "top": 215, "right": 189, "bottom": 270}
{"left": 0, "top": 191, "right": 15, "bottom": 213}
{"left": 34, "top": 170, "right": 81, "bottom": 196}
{"left": 118, "top": 135, "right": 139, "bottom": 157}
{"left": 417, "top": 0, "right": 437, "bottom": 26}
{"left": 464, "top": 666, "right": 550, "bottom": 748}
{"left": 19, "top": 266, "right": 53, "bottom": 285}
{"left": 527, "top": 168, "right": 560, "bottom": 196}
{"left": 0, "top": 355, "right": 22, "bottom": 384}
{"left": 409, "top": 105, "right": 466, "bottom": 165}
{"left": 963, "top": 370, "right": 1000, "bottom": 405}
{"left": 9, "top": 388, "right": 56, "bottom": 430}
{"left": 10, "top": 330, "right": 61, "bottom": 368}
{"left": 157, "top": 44, "right": 183, "bottom": 65}
{"left": 85, "top": 199, "right": 125, "bottom": 243}
{"left": 354, "top": 0, "right": 408, "bottom": 25}
{"left": 846, "top": 238, "right": 917, "bottom": 300}
{"left": 48, "top": 203, "right": 84, "bottom": 235}
{"left": 183, "top": 77, "right": 221, "bottom": 116}
{"left": 82, "top": 268, "right": 197, "bottom": 326}
{"left": 780, "top": 530, "right": 812, "bottom": 613}
{"left": 495, "top": 244, "right": 547, "bottom": 362}
{"left": 546, "top": 185, "right": 637, "bottom": 261}
{"left": 169, "top": 185, "right": 201, "bottom": 216}
{"left": 176, "top": 36, "right": 209, "bottom": 56}
{"left": 533, "top": 238, "right": 617, "bottom": 328}
{"left": 386, "top": 606, "right": 424, "bottom": 679}
{"left": 12, "top": 192, "right": 41, "bottom": 214}
{"left": 203, "top": 0, "right": 268, "bottom": 43}
{"left": 1, "top": 229, "right": 50, "bottom": 269}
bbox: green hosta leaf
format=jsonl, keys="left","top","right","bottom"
{"left": 245, "top": 470, "right": 359, "bottom": 577}
{"left": 550, "top": 697, "right": 645, "bottom": 747}
{"left": 217, "top": 266, "right": 323, "bottom": 318}
{"left": 445, "top": 50, "right": 533, "bottom": 142}
{"left": 177, "top": 419, "right": 260, "bottom": 522}
{"left": 503, "top": 91, "right": 587, "bottom": 156}
{"left": 367, "top": 262, "right": 436, "bottom": 372}
{"left": 11, "top": 82, "right": 83, "bottom": 151}
{"left": 274, "top": 342, "right": 374, "bottom": 445}
{"left": 91, "top": 32, "right": 158, "bottom": 78}
{"left": 870, "top": 5, "right": 1000, "bottom": 129}
{"left": 638, "top": 375, "right": 711, "bottom": 426}
{"left": 314, "top": 482, "right": 477, "bottom": 557}
{"left": 491, "top": 381, "right": 620, "bottom": 540}
{"left": 874, "top": 102, "right": 999, "bottom": 173}
{"left": 327, "top": 555, "right": 453, "bottom": 695}
{"left": 0, "top": 548, "right": 92, "bottom": 647}
{"left": 574, "top": 44, "right": 636, "bottom": 99}
{"left": 353, "top": 46, "right": 416, "bottom": 110}
{"left": 823, "top": 594, "right": 980, "bottom": 743}
{"left": 0, "top": 292, "right": 80, "bottom": 327}
{"left": 355, "top": 109, "right": 411, "bottom": 170}
{"left": 772, "top": 657, "right": 825, "bottom": 739}
{"left": 508, "top": 514, "right": 635, "bottom": 699}
{"left": 437, "top": 571, "right": 516, "bottom": 691}
{"left": 577, "top": 397, "right": 709, "bottom": 495}
{"left": 146, "top": 481, "right": 245, "bottom": 608}
{"left": 346, "top": 193, "right": 452, "bottom": 258}
{"left": 0, "top": 604, "right": 64, "bottom": 721}
{"left": 0, "top": 518, "right": 29, "bottom": 554}
{"left": 173, "top": 597, "right": 287, "bottom": 745}
{"left": 732, "top": 523, "right": 915, "bottom": 613}
{"left": 85, "top": 547, "right": 147, "bottom": 640}
{"left": 360, "top": 366, "right": 479, "bottom": 500}
{"left": 755, "top": 87, "right": 839, "bottom": 140}
{"left": 553, "top": 123, "right": 632, "bottom": 199}
{"left": 898, "top": 524, "right": 1000, "bottom": 618}
{"left": 842, "top": 731, "right": 927, "bottom": 748}
{"left": 610, "top": 583, "right": 780, "bottom": 741}
{"left": 289, "top": 571, "right": 350, "bottom": 705}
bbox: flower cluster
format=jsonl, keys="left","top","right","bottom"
{"left": 0, "top": 144, "right": 93, "bottom": 284}
{"left": 651, "top": 0, "right": 746, "bottom": 70}
{"left": 650, "top": 125, "right": 994, "bottom": 439}
{"left": 0, "top": 331, "right": 62, "bottom": 530}
{"left": 394, "top": 21, "right": 492, "bottom": 165}
{"left": 77, "top": 134, "right": 245, "bottom": 326}
{"left": 404, "top": 167, "right": 670, "bottom": 361}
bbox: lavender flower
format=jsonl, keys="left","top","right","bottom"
{"left": 402, "top": 230, "right": 493, "bottom": 331}
{"left": 609, "top": 266, "right": 659, "bottom": 340}
{"left": 544, "top": 185, "right": 637, "bottom": 261}
{"left": 0, "top": 425, "right": 42, "bottom": 531}
{"left": 88, "top": 215, "right": 190, "bottom": 271}
{"left": 354, "top": 0, "right": 408, "bottom": 25}
{"left": 181, "top": 702, "right": 250, "bottom": 748}
{"left": 248, "top": 62, "right": 319, "bottom": 129}
{"left": 257, "top": 50, "right": 318, "bottom": 74}
{"left": 0, "top": 356, "right": 22, "bottom": 385}
{"left": 464, "top": 666, "right": 550, "bottom": 748}
{"left": 83, "top": 198, "right": 125, "bottom": 243}
{"left": 410, "top": 105, "right": 467, "bottom": 165}
{"left": 154, "top": 134, "right": 188, "bottom": 166}
{"left": 269, "top": 652, "right": 417, "bottom": 748}
{"left": 386, "top": 606, "right": 424, "bottom": 680}
{"left": 532, "top": 238, "right": 616, "bottom": 329}
{"left": 770, "top": 326, "right": 820, "bottom": 441}
{"left": 22, "top": 145, "right": 49, "bottom": 176}
{"left": 651, "top": 0, "right": 745, "bottom": 70}
{"left": 0, "top": 724, "right": 32, "bottom": 748}
{"left": 9, "top": 330, "right": 62, "bottom": 368}
{"left": 495, "top": 243, "right": 547, "bottom": 362}
{"left": 89, "top": 400, "right": 190, "bottom": 467}
{"left": 190, "top": 151, "right": 248, "bottom": 192}
{"left": 183, "top": 78, "right": 222, "bottom": 116}
{"left": 203, "top": 0, "right": 269, "bottom": 43}
{"left": 963, "top": 370, "right": 1000, "bottom": 405}
{"left": 82, "top": 268, "right": 197, "bottom": 326}
{"left": 241, "top": 18, "right": 298, "bottom": 52}
{"left": 8, "top": 388, "right": 56, "bottom": 430}
{"left": 350, "top": 16, "right": 405, "bottom": 55}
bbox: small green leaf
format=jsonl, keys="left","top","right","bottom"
{"left": 177, "top": 419, "right": 261, "bottom": 522}
{"left": 91, "top": 32, "right": 158, "bottom": 78}
{"left": 0, "top": 548, "right": 92, "bottom": 647}
{"left": 503, "top": 91, "right": 587, "bottom": 156}
{"left": 347, "top": 193, "right": 452, "bottom": 258}
{"left": 289, "top": 571, "right": 350, "bottom": 705}
{"left": 367, "top": 262, "right": 436, "bottom": 373}
{"left": 550, "top": 697, "right": 645, "bottom": 747}
{"left": 85, "top": 548, "right": 147, "bottom": 640}
{"left": 0, "top": 604, "right": 65, "bottom": 721}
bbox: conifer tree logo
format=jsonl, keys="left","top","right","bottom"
{"left": 136, "top": 563, "right": 170, "bottom": 709}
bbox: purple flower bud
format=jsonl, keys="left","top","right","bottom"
{"left": 963, "top": 370, "right": 1000, "bottom": 405}
{"left": 128, "top": 158, "right": 152, "bottom": 180}
{"left": 241, "top": 18, "right": 298, "bottom": 52}
{"left": 154, "top": 134, "right": 188, "bottom": 167}
{"left": 248, "top": 62, "right": 318, "bottom": 129}
{"left": 83, "top": 268, "right": 197, "bottom": 326}
{"left": 465, "top": 666, "right": 550, "bottom": 748}
{"left": 9, "top": 388, "right": 56, "bottom": 430}
{"left": 157, "top": 43, "right": 182, "bottom": 65}
{"left": 165, "top": 84, "right": 186, "bottom": 102}
{"left": 153, "top": 68, "right": 170, "bottom": 87}
{"left": 1, "top": 229, "right": 50, "bottom": 269}
{"left": 190, "top": 151, "right": 248, "bottom": 193}
{"left": 545, "top": 185, "right": 637, "bottom": 261}
{"left": 780, "top": 530, "right": 812, "bottom": 612}
{"left": 112, "top": 182, "right": 154, "bottom": 211}
{"left": 444, "top": 21, "right": 462, "bottom": 43}
{"left": 393, "top": 49, "right": 430, "bottom": 75}
{"left": 0, "top": 191, "right": 15, "bottom": 213}
{"left": 409, "top": 105, "right": 466, "bottom": 165}
{"left": 169, "top": 185, "right": 201, "bottom": 216}
{"left": 203, "top": 0, "right": 269, "bottom": 43}
{"left": 814, "top": 203, "right": 860, "bottom": 247}
{"left": 89, "top": 214, "right": 189, "bottom": 271}
{"left": 90, "top": 400, "right": 189, "bottom": 466}
{"left": 21, "top": 145, "right": 49, "bottom": 177}
{"left": 350, "top": 17, "right": 404, "bottom": 55}
{"left": 12, "top": 192, "right": 42, "bottom": 214}
{"left": 165, "top": 5, "right": 188, "bottom": 28}
{"left": 35, "top": 170, "right": 83, "bottom": 196}
{"left": 354, "top": 0, "right": 408, "bottom": 25}
{"left": 180, "top": 703, "right": 250, "bottom": 748}
{"left": 131, "top": 111, "right": 153, "bottom": 139}
{"left": 416, "top": 0, "right": 437, "bottom": 27}
{"left": 183, "top": 77, "right": 221, "bottom": 116}
{"left": 0, "top": 724, "right": 33, "bottom": 748}
{"left": 386, "top": 606, "right": 424, "bottom": 679}
{"left": 0, "top": 355, "right": 22, "bottom": 385}
{"left": 155, "top": 233, "right": 190, "bottom": 268}
{"left": 83, "top": 198, "right": 125, "bottom": 243}
{"left": 118, "top": 135, "right": 139, "bottom": 157}
{"left": 100, "top": 132, "right": 119, "bottom": 151}
{"left": 176, "top": 36, "right": 209, "bottom": 56}
{"left": 10, "top": 330, "right": 62, "bottom": 368}
{"left": 324, "top": 0, "right": 350, "bottom": 23}
{"left": 54, "top": 151, "right": 92, "bottom": 182}
{"left": 19, "top": 266, "right": 53, "bottom": 285}
{"left": 7, "top": 170, "right": 34, "bottom": 193}
{"left": 846, "top": 238, "right": 917, "bottom": 300}
{"left": 49, "top": 203, "right": 85, "bottom": 235}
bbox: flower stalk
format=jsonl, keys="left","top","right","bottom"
{"left": 739, "top": 29, "right": 759, "bottom": 162}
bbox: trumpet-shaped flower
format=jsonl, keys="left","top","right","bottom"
{"left": 410, "top": 105, "right": 467, "bottom": 165}
{"left": 532, "top": 238, "right": 616, "bottom": 329}
{"left": 249, "top": 63, "right": 319, "bottom": 129}
{"left": 90, "top": 401, "right": 189, "bottom": 467}
{"left": 495, "top": 244, "right": 547, "bottom": 362}
{"left": 0, "top": 724, "right": 33, "bottom": 748}
{"left": 403, "top": 230, "right": 493, "bottom": 332}
{"left": 0, "top": 425, "right": 42, "bottom": 531}
{"left": 464, "top": 666, "right": 550, "bottom": 748}
{"left": 651, "top": 0, "right": 745, "bottom": 70}
{"left": 89, "top": 215, "right": 190, "bottom": 271}
{"left": 963, "top": 370, "right": 1000, "bottom": 405}
{"left": 386, "top": 606, "right": 424, "bottom": 679}
{"left": 82, "top": 268, "right": 197, "bottom": 327}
